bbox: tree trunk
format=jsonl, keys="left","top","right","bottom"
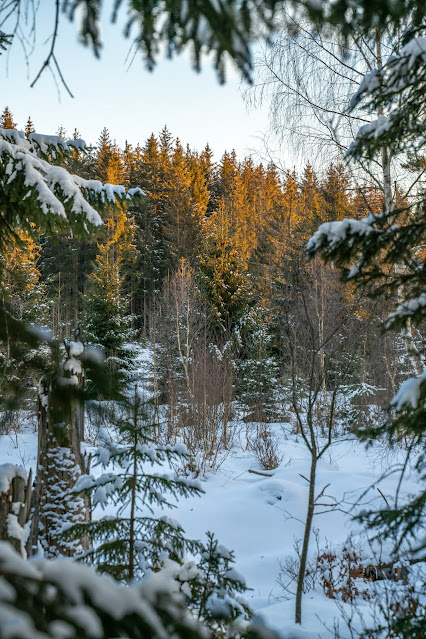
{"left": 28, "top": 329, "right": 90, "bottom": 558}
{"left": 295, "top": 452, "right": 317, "bottom": 624}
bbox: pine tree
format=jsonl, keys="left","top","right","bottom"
{"left": 95, "top": 127, "right": 125, "bottom": 184}
{"left": 0, "top": 129, "right": 142, "bottom": 413}
{"left": 128, "top": 197, "right": 162, "bottom": 332}
{"left": 322, "top": 162, "right": 353, "bottom": 223}
{"left": 234, "top": 306, "right": 278, "bottom": 423}
{"left": 0, "top": 106, "right": 16, "bottom": 129}
{"left": 213, "top": 150, "right": 238, "bottom": 202}
{"left": 67, "top": 388, "right": 203, "bottom": 581}
{"left": 83, "top": 205, "right": 136, "bottom": 373}
{"left": 198, "top": 200, "right": 253, "bottom": 333}
{"left": 162, "top": 139, "right": 205, "bottom": 271}
{"left": 0, "top": 542, "right": 217, "bottom": 639}
{"left": 177, "top": 531, "right": 251, "bottom": 635}
{"left": 24, "top": 116, "right": 35, "bottom": 138}
{"left": 56, "top": 125, "right": 67, "bottom": 139}
{"left": 0, "top": 230, "right": 50, "bottom": 410}
{"left": 282, "top": 168, "right": 302, "bottom": 242}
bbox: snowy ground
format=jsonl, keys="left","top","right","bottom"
{"left": 0, "top": 413, "right": 422, "bottom": 638}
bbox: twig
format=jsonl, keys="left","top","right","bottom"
{"left": 248, "top": 469, "right": 274, "bottom": 477}
{"left": 30, "top": 0, "right": 73, "bottom": 97}
{"left": 377, "top": 487, "right": 390, "bottom": 507}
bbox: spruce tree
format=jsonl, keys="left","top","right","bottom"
{"left": 129, "top": 197, "right": 162, "bottom": 332}
{"left": 0, "top": 128, "right": 142, "bottom": 413}
{"left": 95, "top": 127, "right": 125, "bottom": 184}
{"left": 198, "top": 199, "right": 253, "bottom": 333}
{"left": 162, "top": 139, "right": 205, "bottom": 271}
{"left": 0, "top": 106, "right": 16, "bottom": 129}
{"left": 83, "top": 204, "right": 137, "bottom": 375}
{"left": 24, "top": 116, "right": 35, "bottom": 138}
{"left": 234, "top": 306, "right": 278, "bottom": 423}
{"left": 0, "top": 230, "right": 50, "bottom": 411}
{"left": 67, "top": 387, "right": 203, "bottom": 581}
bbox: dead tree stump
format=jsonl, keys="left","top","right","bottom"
{"left": 0, "top": 465, "right": 32, "bottom": 556}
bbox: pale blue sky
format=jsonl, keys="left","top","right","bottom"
{"left": 0, "top": 2, "right": 273, "bottom": 160}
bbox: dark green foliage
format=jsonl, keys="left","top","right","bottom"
{"left": 234, "top": 307, "right": 278, "bottom": 422}
{"left": 67, "top": 389, "right": 203, "bottom": 581}
{"left": 0, "top": 303, "right": 55, "bottom": 411}
{"left": 69, "top": 0, "right": 269, "bottom": 83}
{"left": 128, "top": 198, "right": 166, "bottom": 331}
{"left": 348, "top": 25, "right": 426, "bottom": 159}
{"left": 176, "top": 531, "right": 252, "bottom": 634}
{"left": 354, "top": 380, "right": 426, "bottom": 560}
{"left": 0, "top": 541, "right": 274, "bottom": 639}
{"left": 13, "top": 1, "right": 423, "bottom": 85}
{"left": 83, "top": 288, "right": 134, "bottom": 366}
{"left": 40, "top": 234, "right": 98, "bottom": 339}
{"left": 0, "top": 32, "right": 13, "bottom": 54}
{"left": 0, "top": 541, "right": 207, "bottom": 639}
{"left": 0, "top": 130, "right": 140, "bottom": 254}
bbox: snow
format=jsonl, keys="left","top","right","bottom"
{"left": 159, "top": 515, "right": 182, "bottom": 530}
{"left": 307, "top": 217, "right": 374, "bottom": 253}
{"left": 128, "top": 187, "right": 145, "bottom": 197}
{"left": 0, "top": 464, "right": 26, "bottom": 494}
{"left": 391, "top": 369, "right": 426, "bottom": 410}
{"left": 401, "top": 36, "right": 426, "bottom": 68}
{"left": 0, "top": 406, "right": 423, "bottom": 637}
{"left": 348, "top": 31, "right": 426, "bottom": 158}
{"left": 0, "top": 133, "right": 103, "bottom": 226}
{"left": 0, "top": 541, "right": 197, "bottom": 638}
{"left": 28, "top": 133, "right": 68, "bottom": 154}
{"left": 69, "top": 340, "right": 84, "bottom": 357}
{"left": 66, "top": 138, "right": 86, "bottom": 151}
{"left": 6, "top": 514, "right": 24, "bottom": 541}
{"left": 64, "top": 357, "right": 83, "bottom": 376}
{"left": 386, "top": 292, "right": 426, "bottom": 327}
{"left": 353, "top": 114, "right": 392, "bottom": 142}
{"left": 0, "top": 129, "right": 145, "bottom": 230}
{"left": 172, "top": 443, "right": 187, "bottom": 456}
{"left": 349, "top": 69, "right": 380, "bottom": 109}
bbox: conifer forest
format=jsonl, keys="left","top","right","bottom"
{"left": 0, "top": 2, "right": 425, "bottom": 639}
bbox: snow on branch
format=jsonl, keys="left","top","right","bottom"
{"left": 348, "top": 32, "right": 426, "bottom": 158}
{"left": 0, "top": 541, "right": 207, "bottom": 639}
{"left": 386, "top": 293, "right": 426, "bottom": 329}
{"left": 307, "top": 217, "right": 375, "bottom": 256}
{"left": 391, "top": 369, "right": 426, "bottom": 411}
{"left": 0, "top": 129, "right": 144, "bottom": 235}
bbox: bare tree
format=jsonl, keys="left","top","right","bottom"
{"left": 250, "top": 15, "right": 426, "bottom": 388}
{"left": 248, "top": 16, "right": 400, "bottom": 207}
{"left": 153, "top": 260, "right": 234, "bottom": 475}
{"left": 275, "top": 252, "right": 369, "bottom": 624}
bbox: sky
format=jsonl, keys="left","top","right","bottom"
{"left": 0, "top": 2, "right": 275, "bottom": 161}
